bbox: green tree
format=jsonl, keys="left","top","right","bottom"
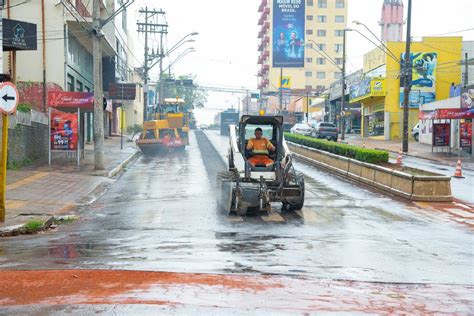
{"left": 160, "top": 74, "right": 207, "bottom": 112}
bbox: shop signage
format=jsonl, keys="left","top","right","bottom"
{"left": 2, "top": 18, "right": 37, "bottom": 51}
{"left": 48, "top": 91, "right": 94, "bottom": 110}
{"left": 419, "top": 108, "right": 474, "bottom": 120}
{"left": 350, "top": 78, "right": 386, "bottom": 103}
{"left": 50, "top": 109, "right": 78, "bottom": 151}
{"left": 371, "top": 79, "right": 386, "bottom": 97}
{"left": 108, "top": 83, "right": 137, "bottom": 100}
{"left": 432, "top": 123, "right": 450, "bottom": 147}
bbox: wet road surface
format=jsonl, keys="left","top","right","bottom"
{"left": 0, "top": 131, "right": 473, "bottom": 313}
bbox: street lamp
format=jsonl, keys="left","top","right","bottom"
{"left": 164, "top": 47, "right": 196, "bottom": 76}
{"left": 352, "top": 21, "right": 400, "bottom": 64}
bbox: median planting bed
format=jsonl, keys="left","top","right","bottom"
{"left": 285, "top": 133, "right": 452, "bottom": 202}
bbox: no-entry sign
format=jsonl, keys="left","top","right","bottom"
{"left": 0, "top": 82, "right": 19, "bottom": 114}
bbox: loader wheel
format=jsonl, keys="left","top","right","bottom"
{"left": 285, "top": 173, "right": 305, "bottom": 211}
{"left": 217, "top": 171, "right": 238, "bottom": 215}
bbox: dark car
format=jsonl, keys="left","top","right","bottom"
{"left": 311, "top": 122, "right": 338, "bottom": 141}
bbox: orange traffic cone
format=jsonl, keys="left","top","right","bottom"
{"left": 453, "top": 160, "right": 464, "bottom": 178}
{"left": 396, "top": 151, "right": 403, "bottom": 165}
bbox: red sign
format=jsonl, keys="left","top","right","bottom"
{"left": 419, "top": 108, "right": 474, "bottom": 120}
{"left": 48, "top": 91, "right": 94, "bottom": 110}
{"left": 50, "top": 109, "right": 78, "bottom": 151}
{"left": 460, "top": 121, "right": 472, "bottom": 150}
{"left": 432, "top": 123, "right": 450, "bottom": 147}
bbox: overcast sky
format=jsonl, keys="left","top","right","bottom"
{"left": 129, "top": 0, "right": 474, "bottom": 123}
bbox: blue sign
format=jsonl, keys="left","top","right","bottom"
{"left": 272, "top": 0, "right": 305, "bottom": 68}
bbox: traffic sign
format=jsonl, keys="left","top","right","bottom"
{"left": 0, "top": 82, "right": 19, "bottom": 114}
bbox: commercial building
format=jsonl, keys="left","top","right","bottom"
{"left": 350, "top": 37, "right": 465, "bottom": 140}
{"left": 2, "top": 0, "right": 142, "bottom": 141}
{"left": 257, "top": 0, "right": 348, "bottom": 114}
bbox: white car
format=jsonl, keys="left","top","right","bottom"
{"left": 290, "top": 123, "right": 312, "bottom": 136}
{"left": 411, "top": 122, "right": 420, "bottom": 141}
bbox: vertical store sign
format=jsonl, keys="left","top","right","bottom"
{"left": 400, "top": 52, "right": 437, "bottom": 108}
{"left": 272, "top": 0, "right": 305, "bottom": 68}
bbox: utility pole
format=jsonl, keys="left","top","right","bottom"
{"left": 306, "top": 90, "right": 309, "bottom": 123}
{"left": 137, "top": 8, "right": 167, "bottom": 122}
{"left": 341, "top": 29, "right": 347, "bottom": 140}
{"left": 159, "top": 31, "right": 165, "bottom": 106}
{"left": 464, "top": 52, "right": 469, "bottom": 88}
{"left": 92, "top": 0, "right": 105, "bottom": 170}
{"left": 402, "top": 0, "right": 412, "bottom": 153}
{"left": 279, "top": 68, "right": 283, "bottom": 112}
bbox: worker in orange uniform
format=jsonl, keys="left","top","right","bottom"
{"left": 246, "top": 127, "right": 276, "bottom": 167}
{"left": 163, "top": 132, "right": 171, "bottom": 145}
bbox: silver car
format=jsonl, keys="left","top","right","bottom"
{"left": 290, "top": 123, "right": 312, "bottom": 136}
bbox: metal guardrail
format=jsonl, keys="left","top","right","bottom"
{"left": 8, "top": 109, "right": 48, "bottom": 129}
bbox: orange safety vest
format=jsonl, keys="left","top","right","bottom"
{"left": 247, "top": 137, "right": 274, "bottom": 153}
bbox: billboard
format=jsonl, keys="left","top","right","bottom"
{"left": 272, "top": 0, "right": 305, "bottom": 68}
{"left": 50, "top": 109, "right": 78, "bottom": 151}
{"left": 400, "top": 52, "right": 437, "bottom": 108}
{"left": 350, "top": 78, "right": 371, "bottom": 102}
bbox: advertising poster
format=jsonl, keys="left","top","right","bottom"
{"left": 272, "top": 0, "right": 305, "bottom": 68}
{"left": 50, "top": 109, "right": 78, "bottom": 151}
{"left": 400, "top": 52, "right": 437, "bottom": 108}
{"left": 350, "top": 78, "right": 371, "bottom": 102}
{"left": 460, "top": 121, "right": 472, "bottom": 152}
{"left": 432, "top": 123, "right": 450, "bottom": 147}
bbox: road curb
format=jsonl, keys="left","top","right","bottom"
{"left": 340, "top": 141, "right": 474, "bottom": 172}
{"left": 107, "top": 149, "right": 141, "bottom": 178}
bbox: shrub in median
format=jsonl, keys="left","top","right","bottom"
{"left": 284, "top": 133, "right": 389, "bottom": 164}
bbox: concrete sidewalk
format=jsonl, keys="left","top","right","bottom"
{"left": 1, "top": 136, "right": 140, "bottom": 233}
{"left": 342, "top": 134, "right": 474, "bottom": 171}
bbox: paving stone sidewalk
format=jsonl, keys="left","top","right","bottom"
{"left": 1, "top": 136, "right": 140, "bottom": 231}
{"left": 342, "top": 134, "right": 474, "bottom": 171}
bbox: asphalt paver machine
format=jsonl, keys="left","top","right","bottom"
{"left": 218, "top": 115, "right": 305, "bottom": 215}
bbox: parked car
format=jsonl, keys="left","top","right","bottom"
{"left": 311, "top": 122, "right": 338, "bottom": 141}
{"left": 290, "top": 123, "right": 312, "bottom": 136}
{"left": 411, "top": 122, "right": 420, "bottom": 142}
{"left": 198, "top": 124, "right": 209, "bottom": 130}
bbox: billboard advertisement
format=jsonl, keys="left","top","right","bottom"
{"left": 272, "top": 0, "right": 305, "bottom": 68}
{"left": 50, "top": 109, "right": 78, "bottom": 151}
{"left": 349, "top": 78, "right": 371, "bottom": 102}
{"left": 400, "top": 52, "right": 437, "bottom": 108}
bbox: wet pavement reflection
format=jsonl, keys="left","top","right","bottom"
{"left": 0, "top": 132, "right": 472, "bottom": 286}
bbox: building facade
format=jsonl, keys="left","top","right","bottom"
{"left": 257, "top": 0, "right": 348, "bottom": 113}
{"left": 351, "top": 37, "right": 464, "bottom": 140}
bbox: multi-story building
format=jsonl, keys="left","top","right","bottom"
{"left": 257, "top": 0, "right": 348, "bottom": 113}
{"left": 2, "top": 0, "right": 142, "bottom": 141}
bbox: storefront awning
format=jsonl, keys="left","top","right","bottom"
{"left": 48, "top": 91, "right": 94, "bottom": 112}
{"left": 419, "top": 108, "right": 474, "bottom": 120}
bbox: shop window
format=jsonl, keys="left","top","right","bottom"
{"left": 368, "top": 109, "right": 385, "bottom": 136}
{"left": 67, "top": 74, "right": 75, "bottom": 92}
{"left": 76, "top": 80, "right": 83, "bottom": 92}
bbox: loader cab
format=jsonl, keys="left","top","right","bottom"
{"left": 239, "top": 115, "right": 284, "bottom": 173}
